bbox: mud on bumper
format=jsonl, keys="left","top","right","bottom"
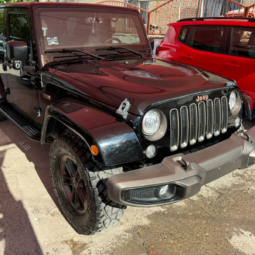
{"left": 107, "top": 127, "right": 255, "bottom": 207}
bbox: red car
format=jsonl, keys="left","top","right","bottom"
{"left": 157, "top": 17, "right": 255, "bottom": 119}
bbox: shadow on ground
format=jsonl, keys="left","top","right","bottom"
{"left": 0, "top": 143, "right": 43, "bottom": 254}
{"left": 0, "top": 120, "right": 59, "bottom": 207}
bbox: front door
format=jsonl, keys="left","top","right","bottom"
{"left": 4, "top": 9, "right": 40, "bottom": 122}
{"left": 175, "top": 25, "right": 226, "bottom": 75}
{"left": 220, "top": 26, "right": 255, "bottom": 106}
{"left": 0, "top": 8, "right": 7, "bottom": 92}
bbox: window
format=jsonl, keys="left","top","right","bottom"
{"left": 230, "top": 27, "right": 255, "bottom": 58}
{"left": 0, "top": 9, "right": 4, "bottom": 35}
{"left": 9, "top": 14, "right": 30, "bottom": 42}
{"left": 178, "top": 26, "right": 190, "bottom": 44}
{"left": 191, "top": 26, "right": 224, "bottom": 53}
{"left": 128, "top": 0, "right": 139, "bottom": 6}
{"left": 139, "top": 1, "right": 149, "bottom": 25}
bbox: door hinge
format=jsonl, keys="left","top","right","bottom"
{"left": 5, "top": 87, "right": 10, "bottom": 94}
{"left": 116, "top": 98, "right": 131, "bottom": 120}
{"left": 34, "top": 107, "right": 42, "bottom": 117}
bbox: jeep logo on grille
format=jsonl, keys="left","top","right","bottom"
{"left": 196, "top": 95, "right": 209, "bottom": 102}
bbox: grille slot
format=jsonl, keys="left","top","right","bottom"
{"left": 170, "top": 109, "right": 179, "bottom": 152}
{"left": 189, "top": 103, "right": 197, "bottom": 145}
{"left": 180, "top": 106, "right": 189, "bottom": 148}
{"left": 214, "top": 98, "right": 221, "bottom": 136}
{"left": 198, "top": 102, "right": 206, "bottom": 142}
{"left": 206, "top": 100, "right": 214, "bottom": 139}
{"left": 221, "top": 96, "right": 228, "bottom": 133}
{"left": 169, "top": 96, "right": 227, "bottom": 150}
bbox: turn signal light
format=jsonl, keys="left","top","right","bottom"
{"left": 91, "top": 145, "right": 99, "bottom": 156}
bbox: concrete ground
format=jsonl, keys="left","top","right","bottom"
{"left": 0, "top": 119, "right": 255, "bottom": 255}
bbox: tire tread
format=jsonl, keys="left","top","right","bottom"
{"left": 49, "top": 133, "right": 126, "bottom": 235}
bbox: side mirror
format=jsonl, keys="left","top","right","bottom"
{"left": 7, "top": 41, "right": 28, "bottom": 60}
{"left": 149, "top": 38, "right": 154, "bottom": 51}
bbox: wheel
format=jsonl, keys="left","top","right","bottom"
{"left": 49, "top": 133, "right": 126, "bottom": 235}
{"left": 0, "top": 112, "right": 7, "bottom": 121}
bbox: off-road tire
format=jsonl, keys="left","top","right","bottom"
{"left": 0, "top": 112, "right": 7, "bottom": 121}
{"left": 49, "top": 133, "right": 126, "bottom": 235}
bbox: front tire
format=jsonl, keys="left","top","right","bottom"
{"left": 49, "top": 133, "right": 126, "bottom": 235}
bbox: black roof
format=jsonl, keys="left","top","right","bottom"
{"left": 178, "top": 17, "right": 255, "bottom": 23}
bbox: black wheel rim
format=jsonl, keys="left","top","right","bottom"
{"left": 59, "top": 155, "right": 87, "bottom": 214}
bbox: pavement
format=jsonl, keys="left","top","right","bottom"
{"left": 0, "top": 119, "right": 255, "bottom": 255}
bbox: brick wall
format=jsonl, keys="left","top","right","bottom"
{"left": 39, "top": 0, "right": 203, "bottom": 15}
{"left": 243, "top": 0, "right": 255, "bottom": 6}
{"left": 38, "top": 0, "right": 202, "bottom": 34}
{"left": 148, "top": 0, "right": 201, "bottom": 34}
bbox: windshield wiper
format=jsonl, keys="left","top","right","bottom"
{"left": 51, "top": 59, "right": 83, "bottom": 67}
{"left": 45, "top": 49, "right": 104, "bottom": 60}
{"left": 95, "top": 47, "right": 144, "bottom": 57}
{"left": 233, "top": 45, "right": 255, "bottom": 50}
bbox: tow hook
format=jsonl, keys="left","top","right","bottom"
{"left": 173, "top": 156, "right": 192, "bottom": 171}
{"left": 239, "top": 133, "right": 252, "bottom": 143}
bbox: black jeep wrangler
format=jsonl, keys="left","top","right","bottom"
{"left": 0, "top": 2, "right": 255, "bottom": 235}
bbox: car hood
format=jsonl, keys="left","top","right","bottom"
{"left": 44, "top": 56, "right": 231, "bottom": 115}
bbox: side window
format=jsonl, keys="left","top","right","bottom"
{"left": 0, "top": 9, "right": 4, "bottom": 35}
{"left": 230, "top": 27, "right": 255, "bottom": 59}
{"left": 9, "top": 14, "right": 30, "bottom": 42}
{"left": 178, "top": 26, "right": 190, "bottom": 45}
{"left": 191, "top": 26, "right": 224, "bottom": 53}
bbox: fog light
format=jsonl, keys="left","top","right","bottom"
{"left": 235, "top": 117, "right": 241, "bottom": 127}
{"left": 121, "top": 183, "right": 186, "bottom": 205}
{"left": 159, "top": 185, "right": 168, "bottom": 196}
{"left": 146, "top": 145, "right": 156, "bottom": 158}
{"left": 156, "top": 184, "right": 176, "bottom": 199}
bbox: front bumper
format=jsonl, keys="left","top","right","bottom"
{"left": 107, "top": 127, "right": 255, "bottom": 207}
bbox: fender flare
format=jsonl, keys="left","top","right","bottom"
{"left": 0, "top": 75, "right": 7, "bottom": 98}
{"left": 242, "top": 94, "right": 252, "bottom": 120}
{"left": 41, "top": 99, "right": 144, "bottom": 166}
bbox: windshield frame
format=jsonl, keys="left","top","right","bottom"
{"left": 34, "top": 6, "right": 150, "bottom": 65}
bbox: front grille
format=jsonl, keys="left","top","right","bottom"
{"left": 169, "top": 97, "right": 228, "bottom": 152}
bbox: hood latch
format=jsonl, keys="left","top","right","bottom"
{"left": 116, "top": 98, "right": 131, "bottom": 120}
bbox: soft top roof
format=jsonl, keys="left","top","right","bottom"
{"left": 1, "top": 1, "right": 138, "bottom": 13}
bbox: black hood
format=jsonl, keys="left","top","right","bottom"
{"left": 44, "top": 56, "right": 232, "bottom": 115}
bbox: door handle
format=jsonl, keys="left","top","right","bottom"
{"left": 224, "top": 63, "right": 240, "bottom": 68}
{"left": 181, "top": 54, "right": 193, "bottom": 60}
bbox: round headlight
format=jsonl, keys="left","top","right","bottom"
{"left": 229, "top": 91, "right": 237, "bottom": 111}
{"left": 229, "top": 90, "right": 241, "bottom": 115}
{"left": 142, "top": 110, "right": 161, "bottom": 136}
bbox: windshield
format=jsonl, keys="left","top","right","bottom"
{"left": 35, "top": 7, "right": 149, "bottom": 54}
